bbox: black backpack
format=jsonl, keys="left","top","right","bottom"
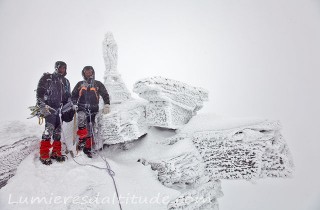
{"left": 61, "top": 100, "right": 75, "bottom": 122}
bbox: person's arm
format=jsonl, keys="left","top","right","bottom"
{"left": 97, "top": 81, "right": 110, "bottom": 105}
{"left": 36, "top": 74, "right": 49, "bottom": 106}
{"left": 71, "top": 82, "right": 81, "bottom": 104}
{"left": 65, "top": 78, "right": 71, "bottom": 98}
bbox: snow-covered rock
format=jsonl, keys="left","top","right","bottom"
{"left": 95, "top": 33, "right": 148, "bottom": 147}
{"left": 0, "top": 137, "right": 38, "bottom": 188}
{"left": 96, "top": 99, "right": 148, "bottom": 146}
{"left": 133, "top": 76, "right": 208, "bottom": 129}
{"left": 140, "top": 152, "right": 223, "bottom": 210}
{"left": 140, "top": 152, "right": 206, "bottom": 188}
{"left": 103, "top": 32, "right": 131, "bottom": 104}
{"left": 164, "top": 114, "right": 294, "bottom": 180}
{"left": 0, "top": 121, "right": 42, "bottom": 189}
{"left": 167, "top": 180, "right": 222, "bottom": 210}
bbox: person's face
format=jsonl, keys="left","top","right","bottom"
{"left": 84, "top": 69, "right": 93, "bottom": 78}
{"left": 58, "top": 66, "right": 66, "bottom": 75}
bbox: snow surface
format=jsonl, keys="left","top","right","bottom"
{"left": 0, "top": 123, "right": 182, "bottom": 210}
{"left": 0, "top": 113, "right": 293, "bottom": 210}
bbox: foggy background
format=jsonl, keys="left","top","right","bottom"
{"left": 1, "top": 0, "right": 320, "bottom": 209}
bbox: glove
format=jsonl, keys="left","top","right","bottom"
{"left": 39, "top": 104, "right": 52, "bottom": 117}
{"left": 73, "top": 105, "right": 78, "bottom": 111}
{"left": 102, "top": 104, "right": 110, "bottom": 114}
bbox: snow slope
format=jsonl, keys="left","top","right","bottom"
{"left": 0, "top": 122, "right": 181, "bottom": 210}
{"left": 0, "top": 114, "right": 294, "bottom": 210}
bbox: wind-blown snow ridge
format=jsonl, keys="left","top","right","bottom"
{"left": 0, "top": 121, "right": 42, "bottom": 189}
{"left": 0, "top": 137, "right": 38, "bottom": 188}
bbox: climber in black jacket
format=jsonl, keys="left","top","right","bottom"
{"left": 36, "top": 61, "right": 72, "bottom": 165}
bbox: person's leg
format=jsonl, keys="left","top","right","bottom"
{"left": 83, "top": 112, "right": 96, "bottom": 158}
{"left": 39, "top": 115, "right": 55, "bottom": 165}
{"left": 77, "top": 111, "right": 88, "bottom": 150}
{"left": 51, "top": 114, "right": 65, "bottom": 162}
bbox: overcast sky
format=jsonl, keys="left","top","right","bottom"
{"left": 1, "top": 0, "right": 320, "bottom": 209}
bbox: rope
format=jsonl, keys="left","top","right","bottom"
{"left": 38, "top": 116, "right": 44, "bottom": 125}
{"left": 59, "top": 108, "right": 122, "bottom": 210}
{"left": 73, "top": 112, "right": 77, "bottom": 146}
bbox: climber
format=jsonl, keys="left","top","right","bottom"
{"left": 72, "top": 66, "right": 110, "bottom": 158}
{"left": 36, "top": 61, "right": 72, "bottom": 165}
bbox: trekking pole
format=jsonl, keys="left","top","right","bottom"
{"left": 73, "top": 111, "right": 77, "bottom": 145}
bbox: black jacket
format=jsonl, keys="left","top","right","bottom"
{"left": 37, "top": 72, "right": 71, "bottom": 109}
{"left": 72, "top": 79, "right": 110, "bottom": 113}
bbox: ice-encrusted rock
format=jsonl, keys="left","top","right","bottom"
{"left": 133, "top": 76, "right": 208, "bottom": 129}
{"left": 146, "top": 101, "right": 194, "bottom": 129}
{"left": 0, "top": 121, "right": 41, "bottom": 189}
{"left": 103, "top": 32, "right": 131, "bottom": 104}
{"left": 167, "top": 180, "right": 222, "bottom": 210}
{"left": 165, "top": 115, "right": 294, "bottom": 180}
{"left": 96, "top": 99, "right": 148, "bottom": 145}
{"left": 140, "top": 152, "right": 223, "bottom": 210}
{"left": 0, "top": 137, "right": 38, "bottom": 189}
{"left": 141, "top": 152, "right": 207, "bottom": 188}
{"left": 96, "top": 33, "right": 148, "bottom": 147}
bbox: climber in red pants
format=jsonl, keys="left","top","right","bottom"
{"left": 71, "top": 66, "right": 110, "bottom": 158}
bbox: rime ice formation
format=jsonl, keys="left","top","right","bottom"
{"left": 96, "top": 33, "right": 148, "bottom": 146}
{"left": 103, "top": 32, "right": 131, "bottom": 104}
{"left": 133, "top": 76, "right": 208, "bottom": 129}
{"left": 0, "top": 121, "right": 41, "bottom": 189}
{"left": 0, "top": 137, "right": 38, "bottom": 188}
{"left": 139, "top": 115, "right": 293, "bottom": 209}
{"left": 167, "top": 180, "right": 222, "bottom": 210}
{"left": 164, "top": 114, "right": 294, "bottom": 180}
{"left": 96, "top": 99, "right": 148, "bottom": 145}
{"left": 140, "top": 152, "right": 206, "bottom": 188}
{"left": 140, "top": 152, "right": 223, "bottom": 209}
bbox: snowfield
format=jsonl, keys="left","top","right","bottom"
{"left": 0, "top": 112, "right": 294, "bottom": 210}
{"left": 0, "top": 121, "right": 181, "bottom": 210}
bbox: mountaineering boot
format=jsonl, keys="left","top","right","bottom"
{"left": 51, "top": 140, "right": 65, "bottom": 162}
{"left": 39, "top": 140, "right": 52, "bottom": 165}
{"left": 83, "top": 137, "right": 93, "bottom": 158}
